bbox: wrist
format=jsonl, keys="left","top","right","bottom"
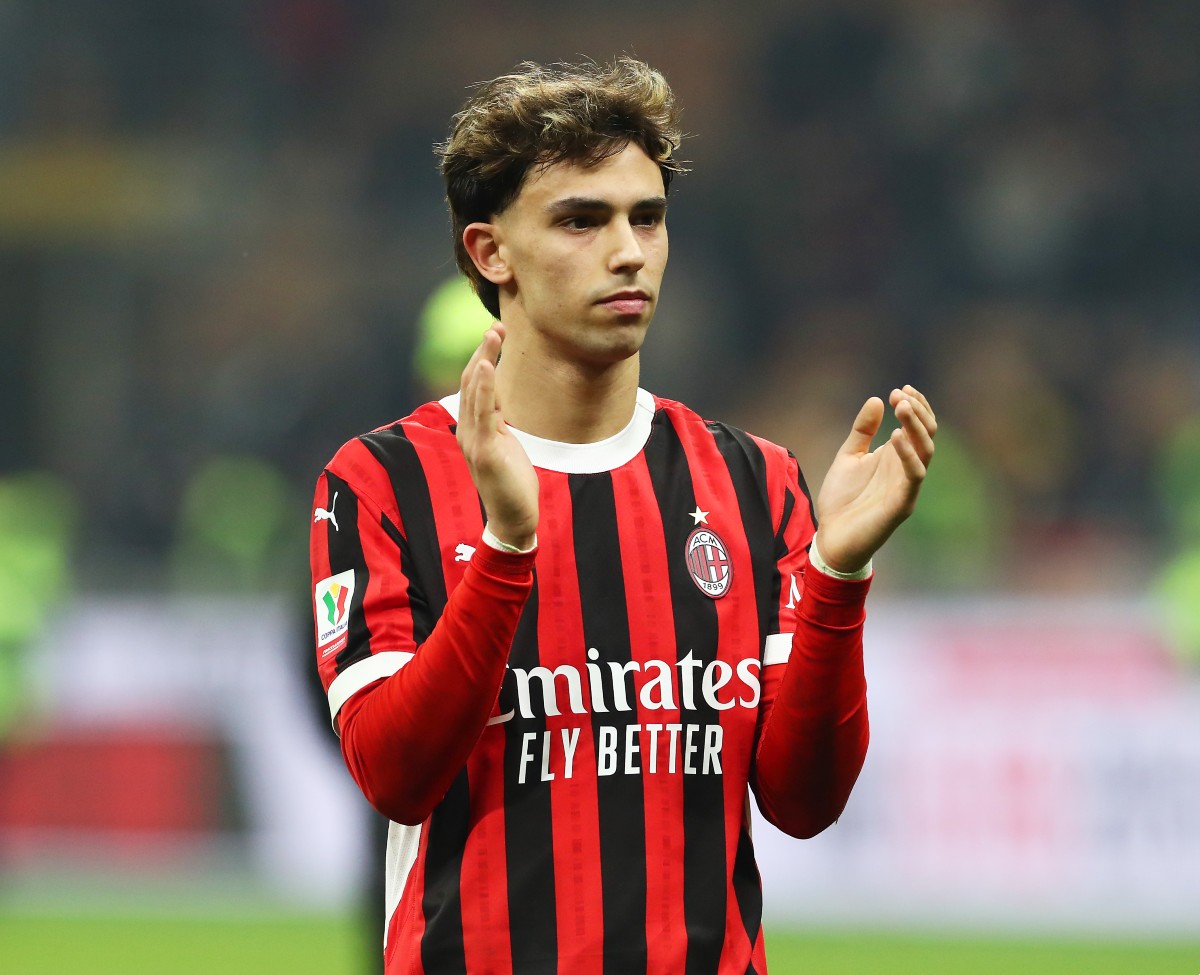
{"left": 809, "top": 534, "right": 872, "bottom": 581}
{"left": 482, "top": 523, "right": 537, "bottom": 554}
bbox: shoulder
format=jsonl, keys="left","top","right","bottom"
{"left": 650, "top": 394, "right": 793, "bottom": 471}
{"left": 322, "top": 400, "right": 458, "bottom": 498}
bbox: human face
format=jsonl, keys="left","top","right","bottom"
{"left": 489, "top": 142, "right": 669, "bottom": 368}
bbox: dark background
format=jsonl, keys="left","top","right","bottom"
{"left": 2, "top": 0, "right": 1198, "bottom": 600}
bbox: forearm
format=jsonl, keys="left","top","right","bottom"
{"left": 339, "top": 543, "right": 534, "bottom": 824}
{"left": 753, "top": 568, "right": 870, "bottom": 838}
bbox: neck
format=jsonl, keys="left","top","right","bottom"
{"left": 493, "top": 344, "right": 641, "bottom": 444}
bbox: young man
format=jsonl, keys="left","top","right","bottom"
{"left": 311, "top": 58, "right": 936, "bottom": 975}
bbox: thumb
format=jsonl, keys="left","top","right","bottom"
{"left": 839, "top": 397, "right": 885, "bottom": 456}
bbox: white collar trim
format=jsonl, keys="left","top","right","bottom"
{"left": 438, "top": 388, "right": 656, "bottom": 474}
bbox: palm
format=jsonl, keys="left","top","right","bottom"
{"left": 457, "top": 325, "right": 540, "bottom": 547}
{"left": 474, "top": 424, "right": 539, "bottom": 529}
{"left": 813, "top": 390, "right": 936, "bottom": 573}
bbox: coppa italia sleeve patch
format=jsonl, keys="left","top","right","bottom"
{"left": 314, "top": 569, "right": 355, "bottom": 655}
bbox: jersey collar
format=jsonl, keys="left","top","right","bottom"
{"left": 438, "top": 388, "right": 656, "bottom": 474}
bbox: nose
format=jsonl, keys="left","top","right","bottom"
{"left": 607, "top": 219, "right": 646, "bottom": 275}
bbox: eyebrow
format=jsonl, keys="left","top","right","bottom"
{"left": 544, "top": 195, "right": 668, "bottom": 217}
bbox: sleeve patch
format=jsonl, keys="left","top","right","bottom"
{"left": 314, "top": 569, "right": 356, "bottom": 653}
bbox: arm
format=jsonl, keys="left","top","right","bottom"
{"left": 336, "top": 538, "right": 534, "bottom": 825}
{"left": 752, "top": 386, "right": 936, "bottom": 837}
{"left": 752, "top": 550, "right": 870, "bottom": 838}
{"left": 315, "top": 324, "right": 540, "bottom": 825}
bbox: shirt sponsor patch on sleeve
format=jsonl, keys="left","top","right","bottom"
{"left": 314, "top": 569, "right": 355, "bottom": 652}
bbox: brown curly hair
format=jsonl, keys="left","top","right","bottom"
{"left": 437, "top": 56, "right": 686, "bottom": 318}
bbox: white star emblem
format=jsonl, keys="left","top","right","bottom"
{"left": 690, "top": 506, "right": 709, "bottom": 526}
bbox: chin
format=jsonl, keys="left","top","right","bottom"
{"left": 590, "top": 325, "right": 649, "bottom": 363}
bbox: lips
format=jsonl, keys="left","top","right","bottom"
{"left": 599, "top": 290, "right": 651, "bottom": 315}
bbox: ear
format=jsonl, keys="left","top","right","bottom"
{"left": 462, "top": 222, "right": 512, "bottom": 285}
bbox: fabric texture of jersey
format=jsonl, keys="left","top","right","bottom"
{"left": 310, "top": 390, "right": 870, "bottom": 975}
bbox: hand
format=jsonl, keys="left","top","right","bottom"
{"left": 456, "top": 324, "right": 540, "bottom": 550}
{"left": 814, "top": 386, "right": 937, "bottom": 574}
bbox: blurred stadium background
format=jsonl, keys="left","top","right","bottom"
{"left": 2, "top": 1, "right": 1198, "bottom": 972}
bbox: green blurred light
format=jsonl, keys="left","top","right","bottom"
{"left": 1156, "top": 547, "right": 1200, "bottom": 667}
{"left": 414, "top": 276, "right": 495, "bottom": 393}
{"left": 173, "top": 456, "right": 295, "bottom": 592}
{"left": 891, "top": 428, "right": 1004, "bottom": 589}
{"left": 1156, "top": 416, "right": 1200, "bottom": 543}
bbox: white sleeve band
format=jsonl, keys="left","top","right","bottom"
{"left": 482, "top": 524, "right": 537, "bottom": 554}
{"left": 809, "top": 533, "right": 873, "bottom": 581}
{"left": 764, "top": 632, "right": 793, "bottom": 666}
{"left": 327, "top": 650, "right": 414, "bottom": 729}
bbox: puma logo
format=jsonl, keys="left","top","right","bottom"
{"left": 454, "top": 543, "right": 476, "bottom": 563}
{"left": 314, "top": 492, "right": 339, "bottom": 532}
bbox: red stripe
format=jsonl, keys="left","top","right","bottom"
{"left": 404, "top": 421, "right": 485, "bottom": 566}
{"left": 751, "top": 926, "right": 768, "bottom": 973}
{"left": 539, "top": 474, "right": 605, "bottom": 975}
{"left": 667, "top": 411, "right": 762, "bottom": 971}
{"left": 746, "top": 433, "right": 791, "bottom": 538}
{"left": 612, "top": 455, "right": 687, "bottom": 972}
{"left": 749, "top": 443, "right": 814, "bottom": 755}
{"left": 767, "top": 447, "right": 816, "bottom": 631}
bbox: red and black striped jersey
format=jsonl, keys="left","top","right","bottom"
{"left": 310, "top": 389, "right": 871, "bottom": 975}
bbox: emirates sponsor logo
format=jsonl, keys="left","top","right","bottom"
{"left": 500, "top": 649, "right": 760, "bottom": 722}
{"left": 495, "top": 649, "right": 762, "bottom": 784}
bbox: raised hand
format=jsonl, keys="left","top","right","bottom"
{"left": 814, "top": 386, "right": 937, "bottom": 574}
{"left": 456, "top": 324, "right": 540, "bottom": 550}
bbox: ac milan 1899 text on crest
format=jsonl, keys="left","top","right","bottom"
{"left": 686, "top": 528, "right": 732, "bottom": 598}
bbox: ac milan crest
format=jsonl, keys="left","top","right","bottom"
{"left": 686, "top": 527, "right": 732, "bottom": 598}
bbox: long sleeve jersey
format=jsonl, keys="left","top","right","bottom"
{"left": 311, "top": 389, "right": 870, "bottom": 975}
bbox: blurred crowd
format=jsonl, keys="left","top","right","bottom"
{"left": 1, "top": 0, "right": 1198, "bottom": 602}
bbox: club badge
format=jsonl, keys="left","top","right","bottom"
{"left": 687, "top": 527, "right": 732, "bottom": 598}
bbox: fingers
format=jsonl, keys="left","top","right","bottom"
{"left": 895, "top": 398, "right": 935, "bottom": 466}
{"left": 889, "top": 423, "right": 928, "bottom": 484}
{"left": 889, "top": 385, "right": 936, "bottom": 461}
{"left": 840, "top": 397, "right": 885, "bottom": 456}
{"left": 890, "top": 385, "right": 937, "bottom": 438}
{"left": 459, "top": 324, "right": 505, "bottom": 430}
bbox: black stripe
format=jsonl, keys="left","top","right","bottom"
{"left": 322, "top": 471, "right": 375, "bottom": 673}
{"left": 376, "top": 513, "right": 439, "bottom": 646}
{"left": 707, "top": 423, "right": 778, "bottom": 655}
{"left": 730, "top": 823, "right": 763, "bottom": 959}
{"left": 419, "top": 768, "right": 470, "bottom": 975}
{"left": 643, "top": 414, "right": 726, "bottom": 975}
{"left": 570, "top": 473, "right": 648, "bottom": 975}
{"left": 776, "top": 489, "right": 795, "bottom": 561}
{"left": 360, "top": 426, "right": 449, "bottom": 640}
{"left": 503, "top": 580, "right": 560, "bottom": 971}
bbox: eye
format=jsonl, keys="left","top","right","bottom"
{"left": 632, "top": 211, "right": 665, "bottom": 228}
{"left": 562, "top": 215, "right": 597, "bottom": 231}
